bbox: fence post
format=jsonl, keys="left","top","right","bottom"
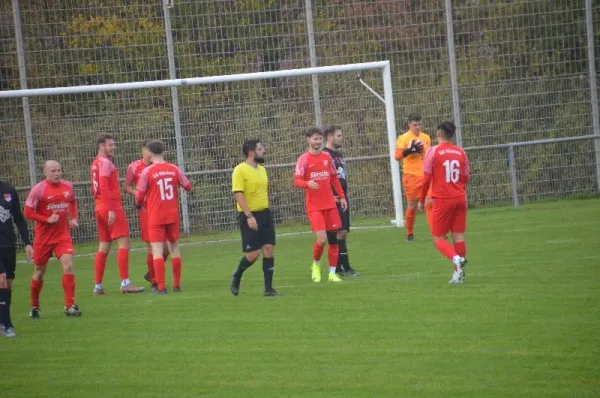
{"left": 304, "top": 0, "right": 322, "bottom": 128}
{"left": 162, "top": 0, "right": 190, "bottom": 235}
{"left": 508, "top": 146, "right": 519, "bottom": 208}
{"left": 12, "top": 0, "right": 36, "bottom": 186}
{"left": 444, "top": 0, "right": 463, "bottom": 147}
{"left": 584, "top": 0, "right": 600, "bottom": 192}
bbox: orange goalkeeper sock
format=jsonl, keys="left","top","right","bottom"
{"left": 405, "top": 208, "right": 416, "bottom": 235}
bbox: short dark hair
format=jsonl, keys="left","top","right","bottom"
{"left": 407, "top": 113, "right": 421, "bottom": 123}
{"left": 97, "top": 133, "right": 115, "bottom": 146}
{"left": 305, "top": 127, "right": 323, "bottom": 138}
{"left": 323, "top": 126, "right": 341, "bottom": 140}
{"left": 242, "top": 139, "right": 261, "bottom": 157}
{"left": 141, "top": 138, "right": 152, "bottom": 148}
{"left": 146, "top": 139, "right": 165, "bottom": 155}
{"left": 438, "top": 121, "right": 456, "bottom": 139}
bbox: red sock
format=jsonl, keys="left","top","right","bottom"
{"left": 62, "top": 273, "right": 76, "bottom": 307}
{"left": 455, "top": 241, "right": 466, "bottom": 258}
{"left": 153, "top": 258, "right": 166, "bottom": 290}
{"left": 172, "top": 257, "right": 182, "bottom": 288}
{"left": 328, "top": 244, "right": 339, "bottom": 267}
{"left": 30, "top": 279, "right": 44, "bottom": 308}
{"left": 406, "top": 208, "right": 416, "bottom": 235}
{"left": 434, "top": 239, "right": 458, "bottom": 261}
{"left": 94, "top": 251, "right": 108, "bottom": 284}
{"left": 312, "top": 241, "right": 325, "bottom": 262}
{"left": 425, "top": 203, "right": 433, "bottom": 229}
{"left": 146, "top": 253, "right": 155, "bottom": 282}
{"left": 117, "top": 248, "right": 129, "bottom": 280}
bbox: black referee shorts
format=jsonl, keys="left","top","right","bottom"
{"left": 239, "top": 209, "right": 276, "bottom": 253}
{"left": 0, "top": 247, "right": 17, "bottom": 279}
{"left": 337, "top": 199, "right": 351, "bottom": 232}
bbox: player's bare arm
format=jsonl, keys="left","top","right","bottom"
{"left": 233, "top": 192, "right": 258, "bottom": 231}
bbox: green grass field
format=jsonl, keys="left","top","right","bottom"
{"left": 2, "top": 199, "right": 600, "bottom": 397}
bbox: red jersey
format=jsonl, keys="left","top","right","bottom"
{"left": 421, "top": 143, "right": 471, "bottom": 200}
{"left": 91, "top": 155, "right": 123, "bottom": 210}
{"left": 135, "top": 162, "right": 192, "bottom": 226}
{"left": 24, "top": 180, "right": 77, "bottom": 245}
{"left": 294, "top": 151, "right": 345, "bottom": 212}
{"left": 126, "top": 159, "right": 150, "bottom": 209}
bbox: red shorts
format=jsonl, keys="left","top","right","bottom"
{"left": 95, "top": 206, "right": 129, "bottom": 242}
{"left": 307, "top": 208, "right": 342, "bottom": 232}
{"left": 138, "top": 208, "right": 150, "bottom": 243}
{"left": 33, "top": 239, "right": 74, "bottom": 267}
{"left": 148, "top": 221, "right": 180, "bottom": 243}
{"left": 430, "top": 197, "right": 467, "bottom": 237}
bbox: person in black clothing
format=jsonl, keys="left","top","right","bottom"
{"left": 323, "top": 127, "right": 360, "bottom": 277}
{"left": 0, "top": 181, "right": 33, "bottom": 337}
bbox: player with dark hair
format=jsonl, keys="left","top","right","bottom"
{"left": 395, "top": 113, "right": 433, "bottom": 241}
{"left": 323, "top": 126, "right": 359, "bottom": 277}
{"left": 0, "top": 180, "right": 33, "bottom": 337}
{"left": 295, "top": 127, "right": 347, "bottom": 283}
{"left": 24, "top": 160, "right": 81, "bottom": 318}
{"left": 124, "top": 139, "right": 169, "bottom": 292}
{"left": 91, "top": 133, "right": 144, "bottom": 295}
{"left": 418, "top": 121, "right": 470, "bottom": 284}
{"left": 230, "top": 139, "right": 281, "bottom": 297}
{"left": 136, "top": 140, "right": 192, "bottom": 294}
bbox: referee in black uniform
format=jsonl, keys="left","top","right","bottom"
{"left": 0, "top": 180, "right": 33, "bottom": 337}
{"left": 230, "top": 139, "right": 282, "bottom": 297}
{"left": 323, "top": 126, "right": 360, "bottom": 277}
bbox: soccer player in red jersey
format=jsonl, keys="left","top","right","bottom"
{"left": 418, "top": 122, "right": 470, "bottom": 284}
{"left": 135, "top": 140, "right": 192, "bottom": 294}
{"left": 123, "top": 139, "right": 169, "bottom": 292}
{"left": 295, "top": 127, "right": 348, "bottom": 283}
{"left": 24, "top": 160, "right": 82, "bottom": 317}
{"left": 90, "top": 134, "right": 144, "bottom": 295}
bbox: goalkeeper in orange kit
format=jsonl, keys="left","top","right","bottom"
{"left": 395, "top": 113, "right": 433, "bottom": 241}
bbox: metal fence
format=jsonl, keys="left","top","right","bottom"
{"left": 1, "top": 0, "right": 599, "bottom": 243}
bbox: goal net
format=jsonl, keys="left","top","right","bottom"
{"left": 0, "top": 62, "right": 404, "bottom": 243}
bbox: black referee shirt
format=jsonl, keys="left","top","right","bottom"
{"left": 0, "top": 181, "right": 31, "bottom": 248}
{"left": 323, "top": 147, "right": 348, "bottom": 197}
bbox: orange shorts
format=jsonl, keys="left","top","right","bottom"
{"left": 403, "top": 174, "right": 431, "bottom": 201}
{"left": 307, "top": 208, "right": 341, "bottom": 232}
{"left": 138, "top": 208, "right": 150, "bottom": 243}
{"left": 95, "top": 206, "right": 129, "bottom": 242}
{"left": 430, "top": 197, "right": 467, "bottom": 237}
{"left": 148, "top": 221, "right": 180, "bottom": 243}
{"left": 33, "top": 239, "right": 74, "bottom": 267}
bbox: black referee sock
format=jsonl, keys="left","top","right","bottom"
{"left": 0, "top": 288, "right": 9, "bottom": 327}
{"left": 6, "top": 288, "right": 13, "bottom": 328}
{"left": 337, "top": 239, "right": 350, "bottom": 270}
{"left": 234, "top": 256, "right": 254, "bottom": 280}
{"left": 262, "top": 257, "right": 274, "bottom": 291}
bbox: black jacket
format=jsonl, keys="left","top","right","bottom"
{"left": 0, "top": 181, "right": 31, "bottom": 248}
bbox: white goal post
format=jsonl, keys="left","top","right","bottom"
{"left": 0, "top": 61, "right": 405, "bottom": 229}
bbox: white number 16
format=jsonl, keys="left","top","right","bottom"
{"left": 443, "top": 160, "right": 460, "bottom": 183}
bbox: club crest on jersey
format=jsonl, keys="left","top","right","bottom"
{"left": 63, "top": 191, "right": 70, "bottom": 198}
{"left": 323, "top": 160, "right": 328, "bottom": 166}
{"left": 3, "top": 193, "right": 12, "bottom": 202}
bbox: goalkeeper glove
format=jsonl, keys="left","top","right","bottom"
{"left": 402, "top": 140, "right": 424, "bottom": 157}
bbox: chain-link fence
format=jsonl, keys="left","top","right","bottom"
{"left": 1, "top": 0, "right": 599, "bottom": 244}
